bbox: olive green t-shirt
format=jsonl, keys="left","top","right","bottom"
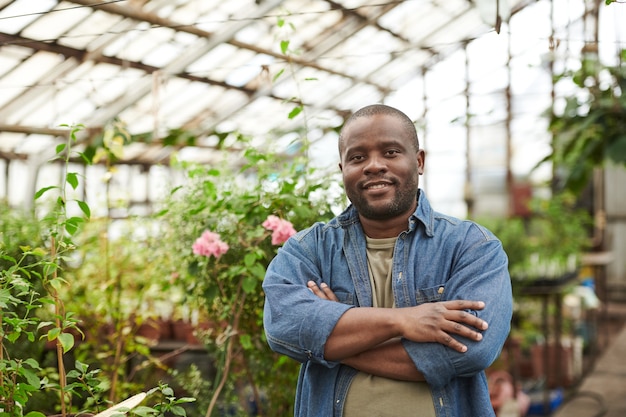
{"left": 342, "top": 236, "right": 436, "bottom": 417}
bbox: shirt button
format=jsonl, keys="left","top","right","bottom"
{"left": 438, "top": 287, "right": 444, "bottom": 294}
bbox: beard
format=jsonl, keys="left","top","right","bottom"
{"left": 347, "top": 175, "right": 419, "bottom": 221}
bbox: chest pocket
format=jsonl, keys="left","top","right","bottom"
{"left": 415, "top": 285, "right": 445, "bottom": 304}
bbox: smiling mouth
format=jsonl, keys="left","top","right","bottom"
{"left": 364, "top": 182, "right": 393, "bottom": 190}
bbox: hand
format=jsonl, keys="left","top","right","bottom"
{"left": 397, "top": 299, "right": 487, "bottom": 352}
{"left": 307, "top": 280, "right": 487, "bottom": 353}
{"left": 307, "top": 280, "right": 338, "bottom": 301}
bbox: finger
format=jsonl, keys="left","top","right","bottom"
{"left": 319, "top": 283, "right": 339, "bottom": 302}
{"left": 307, "top": 280, "right": 324, "bottom": 298}
{"left": 440, "top": 301, "right": 489, "bottom": 331}
{"left": 307, "top": 281, "right": 339, "bottom": 302}
{"left": 449, "top": 321, "right": 484, "bottom": 342}
{"left": 449, "top": 309, "right": 489, "bottom": 331}
{"left": 440, "top": 333, "right": 468, "bottom": 353}
{"left": 443, "top": 299, "right": 486, "bottom": 311}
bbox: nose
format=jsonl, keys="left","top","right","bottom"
{"left": 363, "top": 154, "right": 387, "bottom": 174}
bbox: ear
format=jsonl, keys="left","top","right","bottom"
{"left": 417, "top": 149, "right": 425, "bottom": 175}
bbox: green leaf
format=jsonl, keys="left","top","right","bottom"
{"left": 66, "top": 370, "right": 80, "bottom": 378}
{"left": 65, "top": 216, "right": 85, "bottom": 235}
{"left": 244, "top": 252, "right": 257, "bottom": 268}
{"left": 24, "top": 358, "right": 40, "bottom": 369}
{"left": 239, "top": 333, "right": 253, "bottom": 350}
{"left": 78, "top": 150, "right": 93, "bottom": 165}
{"left": 203, "top": 285, "right": 219, "bottom": 302}
{"left": 38, "top": 321, "right": 55, "bottom": 330}
{"left": 280, "top": 40, "right": 290, "bottom": 54}
{"left": 169, "top": 405, "right": 187, "bottom": 416}
{"left": 251, "top": 263, "right": 266, "bottom": 280}
{"left": 288, "top": 106, "right": 302, "bottom": 119}
{"left": 25, "top": 412, "right": 47, "bottom": 417}
{"left": 242, "top": 276, "right": 257, "bottom": 294}
{"left": 55, "top": 143, "right": 66, "bottom": 154}
{"left": 31, "top": 247, "right": 47, "bottom": 257}
{"left": 7, "top": 331, "right": 20, "bottom": 342}
{"left": 21, "top": 367, "right": 41, "bottom": 388}
{"left": 131, "top": 406, "right": 155, "bottom": 417}
{"left": 175, "top": 397, "right": 196, "bottom": 404}
{"left": 0, "top": 252, "right": 16, "bottom": 263}
{"left": 77, "top": 200, "right": 91, "bottom": 218}
{"left": 58, "top": 332, "right": 75, "bottom": 353}
{"left": 66, "top": 172, "right": 79, "bottom": 189}
{"left": 75, "top": 359, "right": 89, "bottom": 373}
{"left": 47, "top": 327, "right": 61, "bottom": 340}
{"left": 273, "top": 68, "right": 285, "bottom": 82}
{"left": 34, "top": 185, "right": 57, "bottom": 200}
{"left": 49, "top": 276, "right": 69, "bottom": 290}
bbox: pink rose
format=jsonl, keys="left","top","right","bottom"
{"left": 192, "top": 230, "right": 229, "bottom": 258}
{"left": 262, "top": 215, "right": 297, "bottom": 245}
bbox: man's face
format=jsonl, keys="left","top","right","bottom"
{"left": 339, "top": 113, "right": 424, "bottom": 221}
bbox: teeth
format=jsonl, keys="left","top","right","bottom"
{"left": 368, "top": 183, "right": 387, "bottom": 189}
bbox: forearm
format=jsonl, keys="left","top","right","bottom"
{"left": 324, "top": 307, "right": 401, "bottom": 361}
{"left": 315, "top": 279, "right": 488, "bottom": 361}
{"left": 342, "top": 338, "right": 425, "bottom": 381}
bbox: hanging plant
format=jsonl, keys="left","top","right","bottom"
{"left": 541, "top": 49, "right": 626, "bottom": 193}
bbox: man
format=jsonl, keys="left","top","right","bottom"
{"left": 263, "top": 104, "right": 513, "bottom": 416}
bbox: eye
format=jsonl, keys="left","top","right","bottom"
{"left": 349, "top": 154, "right": 365, "bottom": 162}
{"left": 385, "top": 149, "right": 401, "bottom": 156}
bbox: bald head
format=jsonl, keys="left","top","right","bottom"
{"left": 338, "top": 104, "right": 420, "bottom": 155}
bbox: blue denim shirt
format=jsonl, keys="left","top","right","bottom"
{"left": 263, "top": 190, "right": 512, "bottom": 417}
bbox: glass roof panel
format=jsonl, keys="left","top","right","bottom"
{"left": 2, "top": 0, "right": 621, "bottom": 219}
{"left": 0, "top": 0, "right": 56, "bottom": 34}
{"left": 21, "top": 1, "right": 90, "bottom": 41}
{"left": 185, "top": 43, "right": 241, "bottom": 81}
{"left": 60, "top": 10, "right": 124, "bottom": 50}
{"left": 100, "top": 21, "right": 148, "bottom": 58}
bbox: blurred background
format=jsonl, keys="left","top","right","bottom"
{"left": 0, "top": 1, "right": 625, "bottom": 416}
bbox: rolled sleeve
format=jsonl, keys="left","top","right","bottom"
{"left": 263, "top": 236, "right": 354, "bottom": 366}
{"left": 403, "top": 235, "right": 512, "bottom": 388}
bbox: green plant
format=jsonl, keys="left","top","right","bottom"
{"left": 542, "top": 49, "right": 626, "bottom": 193}
{"left": 0, "top": 244, "right": 46, "bottom": 415}
{"left": 480, "top": 192, "right": 592, "bottom": 286}
{"left": 155, "top": 134, "right": 341, "bottom": 416}
{"left": 0, "top": 123, "right": 94, "bottom": 416}
{"left": 1, "top": 123, "right": 194, "bottom": 416}
{"left": 63, "top": 216, "right": 191, "bottom": 406}
{"left": 131, "top": 383, "right": 195, "bottom": 417}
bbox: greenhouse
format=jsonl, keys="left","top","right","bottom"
{"left": 0, "top": 0, "right": 625, "bottom": 416}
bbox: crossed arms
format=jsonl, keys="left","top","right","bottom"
{"left": 307, "top": 281, "right": 489, "bottom": 382}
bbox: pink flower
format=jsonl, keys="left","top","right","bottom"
{"left": 192, "top": 230, "right": 229, "bottom": 258}
{"left": 262, "top": 215, "right": 297, "bottom": 245}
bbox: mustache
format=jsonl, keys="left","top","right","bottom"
{"left": 359, "top": 176, "right": 396, "bottom": 189}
